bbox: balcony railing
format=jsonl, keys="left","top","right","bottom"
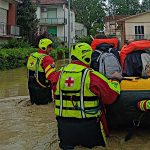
{"left": 0, "top": 22, "right": 20, "bottom": 36}
{"left": 40, "top": 18, "right": 67, "bottom": 25}
{"left": 126, "top": 34, "right": 150, "bottom": 40}
{"left": 8, "top": 25, "right": 20, "bottom": 36}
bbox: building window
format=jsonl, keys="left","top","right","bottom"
{"left": 41, "top": 7, "right": 47, "bottom": 12}
{"left": 0, "top": 8, "right": 7, "bottom": 35}
{"left": 0, "top": 8, "right": 7, "bottom": 23}
{"left": 41, "top": 7, "right": 47, "bottom": 19}
{"left": 135, "top": 26, "right": 144, "bottom": 39}
{"left": 47, "top": 8, "right": 57, "bottom": 18}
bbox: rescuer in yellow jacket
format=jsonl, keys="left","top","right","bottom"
{"left": 27, "top": 38, "right": 55, "bottom": 105}
{"left": 49, "top": 43, "right": 121, "bottom": 149}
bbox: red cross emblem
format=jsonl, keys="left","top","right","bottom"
{"left": 30, "top": 61, "right": 34, "bottom": 66}
{"left": 65, "top": 77, "right": 74, "bottom": 87}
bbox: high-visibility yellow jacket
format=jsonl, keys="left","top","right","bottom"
{"left": 27, "top": 52, "right": 46, "bottom": 72}
{"left": 55, "top": 64, "right": 120, "bottom": 119}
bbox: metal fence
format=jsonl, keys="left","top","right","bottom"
{"left": 40, "top": 18, "right": 67, "bottom": 25}
{"left": 126, "top": 34, "right": 150, "bottom": 40}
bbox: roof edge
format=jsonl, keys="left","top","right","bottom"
{"left": 117, "top": 11, "right": 150, "bottom": 22}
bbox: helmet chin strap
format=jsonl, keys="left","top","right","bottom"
{"left": 40, "top": 48, "right": 49, "bottom": 54}
{"left": 41, "top": 47, "right": 46, "bottom": 51}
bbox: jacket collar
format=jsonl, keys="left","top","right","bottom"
{"left": 38, "top": 49, "right": 47, "bottom": 54}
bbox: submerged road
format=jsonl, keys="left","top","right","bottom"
{"left": 0, "top": 60, "right": 150, "bottom": 149}
{"left": 0, "top": 97, "right": 150, "bottom": 150}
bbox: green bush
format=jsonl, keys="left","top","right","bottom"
{"left": 0, "top": 47, "right": 68, "bottom": 70}
{"left": 34, "top": 33, "right": 64, "bottom": 49}
{"left": 0, "top": 38, "right": 30, "bottom": 49}
{"left": 77, "top": 36, "right": 93, "bottom": 45}
{"left": 50, "top": 49, "right": 58, "bottom": 61}
{"left": 0, "top": 48, "right": 37, "bottom": 70}
{"left": 51, "top": 36, "right": 62, "bottom": 49}
{"left": 51, "top": 47, "right": 68, "bottom": 60}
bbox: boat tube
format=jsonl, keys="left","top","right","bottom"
{"left": 91, "top": 38, "right": 119, "bottom": 50}
{"left": 107, "top": 77, "right": 150, "bottom": 128}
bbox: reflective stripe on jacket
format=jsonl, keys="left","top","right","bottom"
{"left": 55, "top": 64, "right": 101, "bottom": 119}
{"left": 138, "top": 100, "right": 150, "bottom": 111}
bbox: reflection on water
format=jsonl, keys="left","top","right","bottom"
{"left": 0, "top": 67, "right": 28, "bottom": 99}
{"left": 0, "top": 59, "right": 69, "bottom": 99}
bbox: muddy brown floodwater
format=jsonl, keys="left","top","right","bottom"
{"left": 0, "top": 59, "right": 150, "bottom": 150}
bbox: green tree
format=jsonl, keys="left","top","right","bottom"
{"left": 89, "top": 23, "right": 104, "bottom": 36}
{"left": 108, "top": 0, "right": 141, "bottom": 15}
{"left": 71, "top": 0, "right": 106, "bottom": 33}
{"left": 141, "top": 0, "right": 150, "bottom": 12}
{"left": 17, "top": 0, "right": 39, "bottom": 45}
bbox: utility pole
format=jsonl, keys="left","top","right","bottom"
{"left": 68, "top": 0, "right": 71, "bottom": 62}
{"left": 108, "top": 0, "right": 111, "bottom": 35}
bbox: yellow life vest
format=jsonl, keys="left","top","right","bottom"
{"left": 27, "top": 52, "right": 48, "bottom": 88}
{"left": 27, "top": 52, "right": 46, "bottom": 72}
{"left": 55, "top": 64, "right": 101, "bottom": 119}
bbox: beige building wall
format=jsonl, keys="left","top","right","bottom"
{"left": 105, "top": 21, "right": 116, "bottom": 35}
{"left": 125, "top": 12, "right": 150, "bottom": 40}
{"left": 104, "top": 21, "right": 121, "bottom": 37}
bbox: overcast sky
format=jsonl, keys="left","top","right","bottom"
{"left": 106, "top": 0, "right": 143, "bottom": 4}
{"left": 139, "top": 0, "right": 143, "bottom": 4}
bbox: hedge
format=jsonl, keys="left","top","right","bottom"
{"left": 0, "top": 47, "right": 68, "bottom": 70}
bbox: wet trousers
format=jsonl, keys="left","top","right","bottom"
{"left": 56, "top": 117, "right": 106, "bottom": 150}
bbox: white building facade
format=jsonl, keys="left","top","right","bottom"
{"left": 75, "top": 22, "right": 87, "bottom": 39}
{"left": 33, "top": 0, "right": 75, "bottom": 44}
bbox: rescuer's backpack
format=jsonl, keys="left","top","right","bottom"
{"left": 95, "top": 48, "right": 122, "bottom": 79}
